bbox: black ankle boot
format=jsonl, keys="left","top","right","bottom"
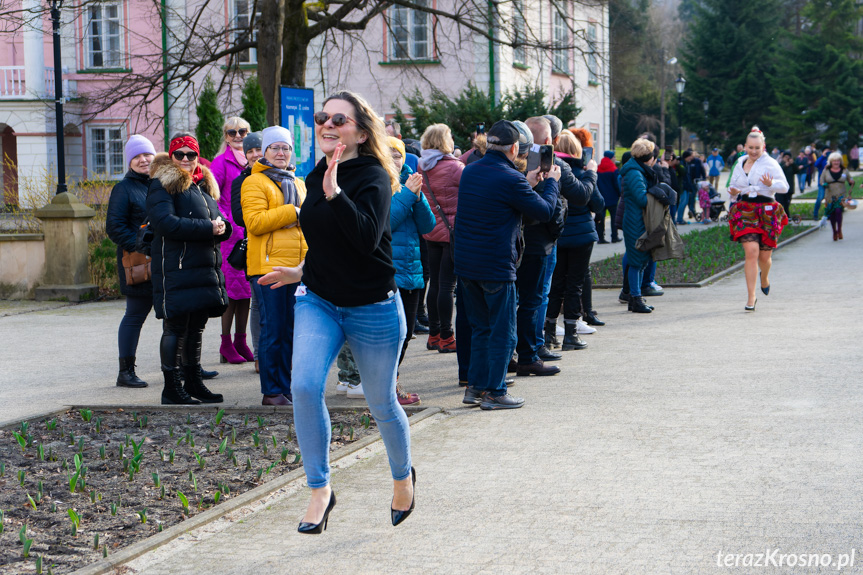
{"left": 117, "top": 357, "right": 148, "bottom": 388}
{"left": 561, "top": 322, "right": 587, "bottom": 351}
{"left": 161, "top": 369, "right": 201, "bottom": 405}
{"left": 183, "top": 365, "right": 224, "bottom": 403}
{"left": 628, "top": 296, "right": 653, "bottom": 313}
{"left": 544, "top": 320, "right": 560, "bottom": 349}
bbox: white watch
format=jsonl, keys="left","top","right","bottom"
{"left": 327, "top": 186, "right": 342, "bottom": 201}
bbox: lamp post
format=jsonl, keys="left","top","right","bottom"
{"left": 702, "top": 99, "right": 709, "bottom": 155}
{"left": 50, "top": 0, "right": 67, "bottom": 195}
{"left": 675, "top": 74, "right": 686, "bottom": 154}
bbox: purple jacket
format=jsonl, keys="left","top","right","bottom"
{"left": 210, "top": 147, "right": 251, "bottom": 300}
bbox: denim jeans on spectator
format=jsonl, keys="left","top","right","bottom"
{"left": 250, "top": 278, "right": 297, "bottom": 397}
{"left": 118, "top": 295, "right": 152, "bottom": 357}
{"left": 675, "top": 190, "right": 689, "bottom": 223}
{"left": 291, "top": 288, "right": 410, "bottom": 489}
{"left": 814, "top": 183, "right": 826, "bottom": 219}
{"left": 515, "top": 253, "right": 550, "bottom": 364}
{"left": 535, "top": 247, "right": 557, "bottom": 348}
{"left": 628, "top": 261, "right": 648, "bottom": 297}
{"left": 461, "top": 278, "right": 517, "bottom": 397}
{"left": 426, "top": 241, "right": 456, "bottom": 338}
{"left": 621, "top": 253, "right": 653, "bottom": 296}
{"left": 796, "top": 173, "right": 806, "bottom": 193}
{"left": 248, "top": 280, "right": 260, "bottom": 360}
{"left": 455, "top": 281, "right": 471, "bottom": 382}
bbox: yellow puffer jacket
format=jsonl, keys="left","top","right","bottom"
{"left": 242, "top": 161, "right": 308, "bottom": 276}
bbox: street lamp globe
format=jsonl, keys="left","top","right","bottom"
{"left": 703, "top": 99, "right": 709, "bottom": 112}
{"left": 675, "top": 74, "right": 686, "bottom": 94}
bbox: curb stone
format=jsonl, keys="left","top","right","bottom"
{"left": 69, "top": 406, "right": 441, "bottom": 575}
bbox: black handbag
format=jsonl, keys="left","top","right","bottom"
{"left": 227, "top": 238, "right": 247, "bottom": 271}
{"left": 135, "top": 221, "right": 153, "bottom": 256}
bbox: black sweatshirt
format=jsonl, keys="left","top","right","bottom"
{"left": 300, "top": 155, "right": 397, "bottom": 307}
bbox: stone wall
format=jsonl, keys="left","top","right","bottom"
{"left": 0, "top": 233, "right": 45, "bottom": 298}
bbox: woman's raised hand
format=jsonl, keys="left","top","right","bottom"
{"left": 406, "top": 173, "right": 423, "bottom": 196}
{"left": 258, "top": 265, "right": 303, "bottom": 289}
{"left": 323, "top": 143, "right": 346, "bottom": 200}
{"left": 759, "top": 173, "right": 773, "bottom": 188}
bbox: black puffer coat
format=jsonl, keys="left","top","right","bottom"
{"left": 146, "top": 154, "right": 230, "bottom": 320}
{"left": 106, "top": 169, "right": 152, "bottom": 297}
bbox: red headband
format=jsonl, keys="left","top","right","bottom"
{"left": 169, "top": 136, "right": 200, "bottom": 155}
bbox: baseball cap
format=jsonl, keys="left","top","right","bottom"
{"left": 486, "top": 120, "right": 519, "bottom": 146}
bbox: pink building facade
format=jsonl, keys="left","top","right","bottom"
{"left": 0, "top": 0, "right": 609, "bottom": 207}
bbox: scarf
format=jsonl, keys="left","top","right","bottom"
{"left": 259, "top": 158, "right": 300, "bottom": 227}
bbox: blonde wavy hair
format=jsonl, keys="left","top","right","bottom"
{"left": 324, "top": 91, "right": 400, "bottom": 192}
{"left": 556, "top": 129, "right": 582, "bottom": 158}
{"left": 630, "top": 138, "right": 655, "bottom": 161}
{"left": 421, "top": 123, "right": 455, "bottom": 154}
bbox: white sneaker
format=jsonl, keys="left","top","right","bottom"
{"left": 576, "top": 320, "right": 597, "bottom": 334}
{"left": 555, "top": 324, "right": 565, "bottom": 337}
{"left": 346, "top": 382, "right": 365, "bottom": 399}
{"left": 336, "top": 381, "right": 351, "bottom": 395}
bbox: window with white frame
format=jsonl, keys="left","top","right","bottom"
{"left": 389, "top": 0, "right": 431, "bottom": 61}
{"left": 84, "top": 2, "right": 123, "bottom": 69}
{"left": 512, "top": 0, "right": 527, "bottom": 65}
{"left": 234, "top": 0, "right": 260, "bottom": 64}
{"left": 88, "top": 126, "right": 126, "bottom": 178}
{"left": 553, "top": 9, "right": 568, "bottom": 74}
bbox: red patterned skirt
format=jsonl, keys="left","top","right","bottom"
{"left": 728, "top": 200, "right": 788, "bottom": 249}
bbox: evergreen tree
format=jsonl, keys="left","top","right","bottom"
{"left": 241, "top": 76, "right": 268, "bottom": 132}
{"left": 768, "top": 0, "right": 863, "bottom": 148}
{"left": 679, "top": 0, "right": 783, "bottom": 153}
{"left": 195, "top": 76, "right": 224, "bottom": 160}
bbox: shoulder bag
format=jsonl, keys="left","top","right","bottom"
{"left": 122, "top": 250, "right": 151, "bottom": 285}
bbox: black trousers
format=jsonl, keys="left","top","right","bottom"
{"left": 398, "top": 288, "right": 421, "bottom": 367}
{"left": 426, "top": 241, "right": 456, "bottom": 338}
{"left": 160, "top": 310, "right": 208, "bottom": 371}
{"left": 595, "top": 202, "right": 619, "bottom": 240}
{"left": 547, "top": 243, "right": 593, "bottom": 321}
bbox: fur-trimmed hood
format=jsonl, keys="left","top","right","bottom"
{"left": 149, "top": 153, "right": 220, "bottom": 201}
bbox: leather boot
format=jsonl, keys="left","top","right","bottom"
{"left": 544, "top": 320, "right": 560, "bottom": 349}
{"left": 561, "top": 322, "right": 587, "bottom": 351}
{"left": 628, "top": 295, "right": 653, "bottom": 313}
{"left": 161, "top": 369, "right": 201, "bottom": 405}
{"left": 220, "top": 334, "right": 246, "bottom": 364}
{"left": 233, "top": 333, "right": 255, "bottom": 361}
{"left": 117, "top": 357, "right": 148, "bottom": 388}
{"left": 183, "top": 365, "right": 224, "bottom": 403}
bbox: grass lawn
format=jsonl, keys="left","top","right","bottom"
{"left": 795, "top": 181, "right": 863, "bottom": 200}
{"left": 591, "top": 224, "right": 813, "bottom": 285}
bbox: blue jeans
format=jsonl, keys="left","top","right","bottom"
{"left": 461, "top": 278, "right": 517, "bottom": 396}
{"left": 291, "top": 288, "right": 410, "bottom": 489}
{"left": 796, "top": 173, "right": 806, "bottom": 193}
{"left": 250, "top": 278, "right": 297, "bottom": 397}
{"left": 814, "top": 183, "right": 826, "bottom": 219}
{"left": 536, "top": 247, "right": 557, "bottom": 348}
{"left": 628, "top": 264, "right": 647, "bottom": 297}
{"left": 621, "top": 253, "right": 654, "bottom": 295}
{"left": 676, "top": 190, "right": 696, "bottom": 222}
{"left": 516, "top": 253, "right": 549, "bottom": 364}
{"left": 455, "top": 281, "right": 471, "bottom": 382}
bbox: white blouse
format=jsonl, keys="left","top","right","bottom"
{"left": 728, "top": 153, "right": 789, "bottom": 199}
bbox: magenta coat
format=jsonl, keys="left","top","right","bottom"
{"left": 210, "top": 147, "right": 252, "bottom": 300}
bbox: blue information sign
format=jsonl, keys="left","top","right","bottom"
{"left": 279, "top": 86, "right": 315, "bottom": 178}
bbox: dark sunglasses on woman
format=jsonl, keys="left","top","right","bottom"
{"left": 172, "top": 151, "right": 198, "bottom": 161}
{"left": 226, "top": 129, "right": 249, "bottom": 137}
{"left": 313, "top": 112, "right": 356, "bottom": 127}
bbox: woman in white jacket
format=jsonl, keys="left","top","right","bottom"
{"left": 727, "top": 126, "right": 789, "bottom": 311}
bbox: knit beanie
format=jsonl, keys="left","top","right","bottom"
{"left": 544, "top": 115, "right": 563, "bottom": 141}
{"left": 243, "top": 131, "right": 263, "bottom": 153}
{"left": 388, "top": 136, "right": 406, "bottom": 159}
{"left": 124, "top": 135, "right": 156, "bottom": 168}
{"left": 511, "top": 120, "right": 534, "bottom": 156}
{"left": 261, "top": 126, "right": 293, "bottom": 152}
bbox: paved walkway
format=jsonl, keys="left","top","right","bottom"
{"left": 1, "top": 213, "right": 861, "bottom": 573}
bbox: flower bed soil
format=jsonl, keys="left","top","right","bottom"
{"left": 0, "top": 408, "right": 379, "bottom": 574}
{"left": 590, "top": 224, "right": 813, "bottom": 286}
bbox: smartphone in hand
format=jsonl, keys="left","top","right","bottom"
{"left": 527, "top": 144, "right": 554, "bottom": 173}
{"left": 582, "top": 146, "right": 593, "bottom": 165}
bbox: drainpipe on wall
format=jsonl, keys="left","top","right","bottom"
{"left": 487, "top": 0, "right": 496, "bottom": 104}
{"left": 161, "top": 0, "right": 170, "bottom": 150}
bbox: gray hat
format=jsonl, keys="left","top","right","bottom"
{"left": 243, "top": 131, "right": 263, "bottom": 153}
{"left": 544, "top": 115, "right": 563, "bottom": 140}
{"left": 511, "top": 120, "right": 534, "bottom": 156}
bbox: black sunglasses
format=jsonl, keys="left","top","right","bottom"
{"left": 172, "top": 151, "right": 198, "bottom": 161}
{"left": 314, "top": 112, "right": 356, "bottom": 127}
{"left": 226, "top": 129, "right": 248, "bottom": 138}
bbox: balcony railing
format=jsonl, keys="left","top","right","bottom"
{"left": 0, "top": 66, "right": 57, "bottom": 99}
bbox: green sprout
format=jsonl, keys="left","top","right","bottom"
{"left": 22, "top": 536, "right": 33, "bottom": 558}
{"left": 152, "top": 472, "right": 161, "bottom": 488}
{"left": 215, "top": 408, "right": 225, "bottom": 426}
{"left": 160, "top": 484, "right": 165, "bottom": 500}
{"left": 12, "top": 431, "right": 26, "bottom": 452}
{"left": 93, "top": 533, "right": 99, "bottom": 550}
{"left": 256, "top": 467, "right": 263, "bottom": 481}
{"left": 79, "top": 409, "right": 92, "bottom": 422}
{"left": 118, "top": 444, "right": 124, "bottom": 459}
{"left": 177, "top": 491, "right": 190, "bottom": 515}
{"left": 194, "top": 453, "right": 206, "bottom": 470}
{"left": 218, "top": 437, "right": 228, "bottom": 454}
{"left": 36, "top": 555, "right": 43, "bottom": 574}
{"left": 45, "top": 418, "right": 57, "bottom": 431}
{"left": 20, "top": 421, "right": 29, "bottom": 434}
{"left": 0, "top": 510, "right": 4, "bottom": 534}
{"left": 243, "top": 415, "right": 248, "bottom": 426}
{"left": 252, "top": 431, "right": 260, "bottom": 447}
{"left": 68, "top": 509, "right": 80, "bottom": 536}
{"left": 102, "top": 544, "right": 108, "bottom": 558}
{"left": 0, "top": 461, "right": 5, "bottom": 476}
{"left": 132, "top": 437, "right": 145, "bottom": 457}
{"left": 257, "top": 415, "right": 265, "bottom": 428}
{"left": 27, "top": 494, "right": 37, "bottom": 510}
{"left": 214, "top": 491, "right": 221, "bottom": 504}
{"left": 89, "top": 491, "right": 97, "bottom": 503}
{"left": 37, "top": 443, "right": 44, "bottom": 461}
{"left": 280, "top": 448, "right": 289, "bottom": 463}
{"left": 349, "top": 427, "right": 355, "bottom": 441}
{"left": 139, "top": 415, "right": 148, "bottom": 429}
{"left": 168, "top": 425, "right": 174, "bottom": 438}
{"left": 272, "top": 434, "right": 278, "bottom": 448}
{"left": 287, "top": 425, "right": 292, "bottom": 442}
{"left": 266, "top": 461, "right": 277, "bottom": 474}
{"left": 231, "top": 426, "right": 237, "bottom": 444}
{"left": 77, "top": 437, "right": 84, "bottom": 453}
{"left": 245, "top": 456, "right": 252, "bottom": 471}
{"left": 187, "top": 413, "right": 192, "bottom": 424}
{"left": 110, "top": 503, "right": 117, "bottom": 516}
{"left": 137, "top": 509, "right": 147, "bottom": 524}
{"left": 190, "top": 471, "right": 198, "bottom": 492}
{"left": 205, "top": 442, "right": 211, "bottom": 453}
{"left": 18, "top": 469, "right": 26, "bottom": 487}
{"left": 169, "top": 449, "right": 175, "bottom": 464}
{"left": 19, "top": 523, "right": 27, "bottom": 544}
{"left": 36, "top": 481, "right": 43, "bottom": 503}
{"left": 99, "top": 445, "right": 106, "bottom": 460}
{"left": 94, "top": 417, "right": 102, "bottom": 433}
{"left": 293, "top": 453, "right": 301, "bottom": 464}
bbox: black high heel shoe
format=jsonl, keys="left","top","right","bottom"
{"left": 391, "top": 467, "right": 416, "bottom": 527}
{"left": 745, "top": 299, "right": 757, "bottom": 312}
{"left": 760, "top": 272, "right": 770, "bottom": 295}
{"left": 298, "top": 490, "right": 336, "bottom": 534}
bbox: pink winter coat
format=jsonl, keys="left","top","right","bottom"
{"left": 419, "top": 155, "right": 463, "bottom": 243}
{"left": 210, "top": 147, "right": 251, "bottom": 300}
